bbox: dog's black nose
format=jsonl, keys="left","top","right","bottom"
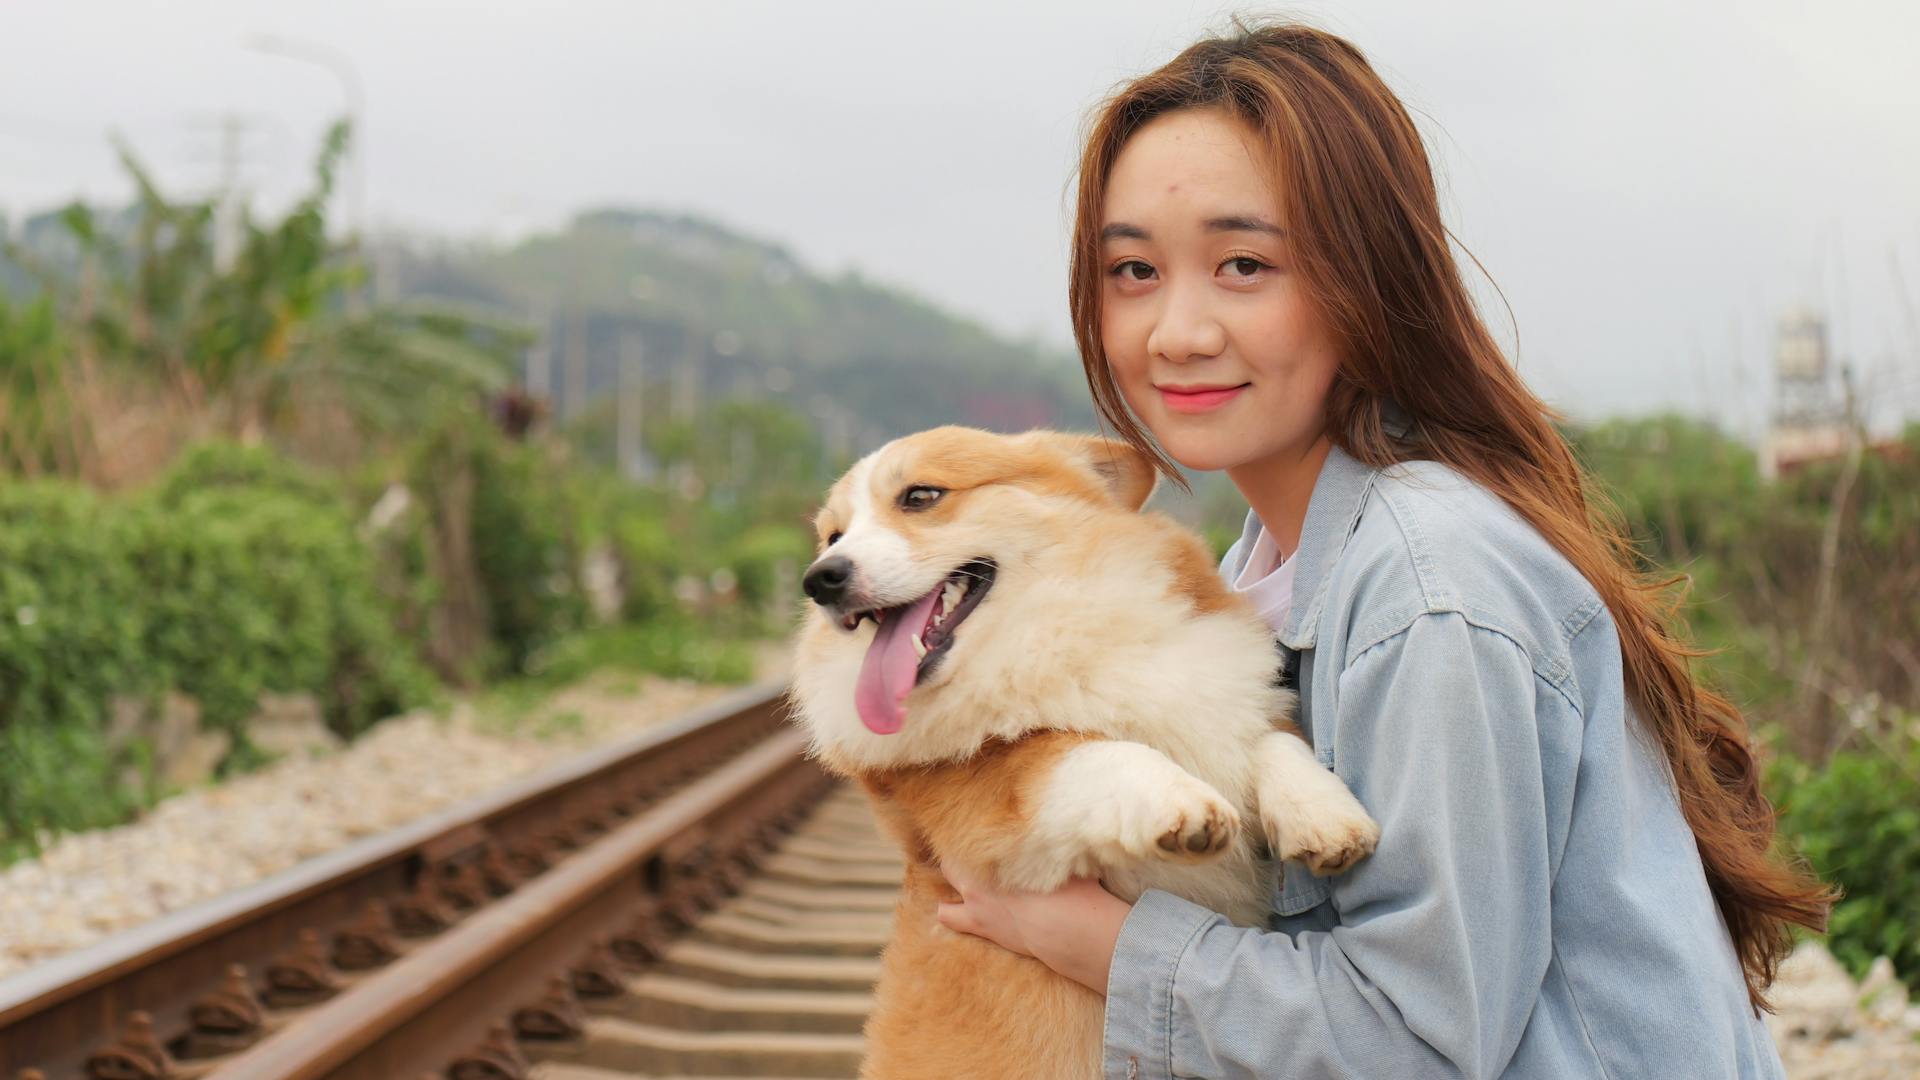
{"left": 803, "top": 555, "right": 854, "bottom": 606}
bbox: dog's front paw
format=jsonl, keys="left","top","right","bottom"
{"left": 1264, "top": 786, "right": 1379, "bottom": 876}
{"left": 1022, "top": 742, "right": 1242, "bottom": 880}
{"left": 1128, "top": 774, "right": 1240, "bottom": 862}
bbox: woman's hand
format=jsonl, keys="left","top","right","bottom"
{"left": 935, "top": 862, "right": 1134, "bottom": 995}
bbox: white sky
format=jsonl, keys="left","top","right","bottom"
{"left": 4, "top": 0, "right": 1917, "bottom": 430}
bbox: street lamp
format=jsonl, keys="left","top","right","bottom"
{"left": 245, "top": 35, "right": 367, "bottom": 249}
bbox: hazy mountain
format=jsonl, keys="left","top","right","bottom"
{"left": 377, "top": 208, "right": 1098, "bottom": 452}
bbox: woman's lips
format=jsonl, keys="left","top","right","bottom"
{"left": 1157, "top": 383, "right": 1249, "bottom": 414}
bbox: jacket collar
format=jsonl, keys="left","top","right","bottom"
{"left": 1221, "top": 443, "right": 1378, "bottom": 651}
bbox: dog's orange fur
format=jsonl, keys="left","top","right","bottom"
{"left": 856, "top": 731, "right": 1107, "bottom": 1079}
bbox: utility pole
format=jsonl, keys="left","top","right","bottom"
{"left": 618, "top": 331, "right": 645, "bottom": 480}
{"left": 186, "top": 112, "right": 268, "bottom": 271}
{"left": 672, "top": 328, "right": 702, "bottom": 423}
{"left": 563, "top": 311, "right": 589, "bottom": 423}
{"left": 216, "top": 114, "right": 244, "bottom": 269}
{"left": 525, "top": 305, "right": 553, "bottom": 404}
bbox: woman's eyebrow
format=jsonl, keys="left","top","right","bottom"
{"left": 1206, "top": 214, "right": 1285, "bottom": 237}
{"left": 1100, "top": 215, "right": 1286, "bottom": 243}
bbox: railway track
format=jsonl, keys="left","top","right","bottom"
{"left": 0, "top": 682, "right": 902, "bottom": 1080}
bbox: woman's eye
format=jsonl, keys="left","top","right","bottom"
{"left": 1222, "top": 255, "right": 1272, "bottom": 278}
{"left": 899, "top": 486, "right": 945, "bottom": 510}
{"left": 1110, "top": 259, "right": 1155, "bottom": 281}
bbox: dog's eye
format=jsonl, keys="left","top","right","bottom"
{"left": 898, "top": 486, "right": 945, "bottom": 510}
{"left": 827, "top": 531, "right": 844, "bottom": 546}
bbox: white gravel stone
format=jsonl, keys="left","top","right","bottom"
{"left": 0, "top": 643, "right": 792, "bottom": 984}
{"left": 1768, "top": 941, "right": 1920, "bottom": 1078}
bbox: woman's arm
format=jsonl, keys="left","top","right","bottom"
{"left": 944, "top": 610, "right": 1579, "bottom": 1079}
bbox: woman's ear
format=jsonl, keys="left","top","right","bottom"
{"left": 1022, "top": 431, "right": 1158, "bottom": 511}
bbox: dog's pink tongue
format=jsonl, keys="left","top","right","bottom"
{"left": 854, "top": 590, "right": 941, "bottom": 735}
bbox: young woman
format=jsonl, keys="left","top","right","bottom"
{"left": 933, "top": 21, "right": 1832, "bottom": 1079}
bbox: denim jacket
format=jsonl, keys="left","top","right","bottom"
{"left": 1103, "top": 445, "right": 1786, "bottom": 1079}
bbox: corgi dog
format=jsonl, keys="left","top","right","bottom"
{"left": 786, "top": 426, "right": 1379, "bottom": 1079}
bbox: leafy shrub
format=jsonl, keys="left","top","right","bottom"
{"left": 612, "top": 510, "right": 682, "bottom": 622}
{"left": 462, "top": 433, "right": 587, "bottom": 675}
{"left": 0, "top": 483, "right": 154, "bottom": 861}
{"left": 0, "top": 469, "right": 433, "bottom": 862}
{"left": 130, "top": 486, "right": 431, "bottom": 738}
{"left": 0, "top": 720, "right": 151, "bottom": 865}
{"left": 726, "top": 523, "right": 814, "bottom": 614}
{"left": 0, "top": 484, "right": 150, "bottom": 732}
{"left": 1768, "top": 726, "right": 1920, "bottom": 982}
{"left": 151, "top": 440, "right": 341, "bottom": 511}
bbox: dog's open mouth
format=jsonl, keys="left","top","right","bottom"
{"left": 847, "top": 558, "right": 996, "bottom": 735}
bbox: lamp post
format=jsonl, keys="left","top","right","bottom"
{"left": 247, "top": 35, "right": 367, "bottom": 282}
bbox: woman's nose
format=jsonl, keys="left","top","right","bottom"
{"left": 1146, "top": 280, "right": 1227, "bottom": 363}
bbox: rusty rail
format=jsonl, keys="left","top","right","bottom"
{"left": 0, "top": 680, "right": 827, "bottom": 1080}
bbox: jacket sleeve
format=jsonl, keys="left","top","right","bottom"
{"left": 1102, "top": 611, "right": 1576, "bottom": 1079}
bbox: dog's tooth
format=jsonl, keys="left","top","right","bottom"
{"left": 911, "top": 633, "right": 928, "bottom": 658}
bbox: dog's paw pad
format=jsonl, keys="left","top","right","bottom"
{"left": 1130, "top": 780, "right": 1238, "bottom": 862}
{"left": 1155, "top": 800, "right": 1235, "bottom": 856}
{"left": 1266, "top": 800, "right": 1379, "bottom": 876}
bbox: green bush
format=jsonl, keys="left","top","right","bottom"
{"left": 462, "top": 434, "right": 588, "bottom": 675}
{"left": 0, "top": 720, "right": 151, "bottom": 864}
{"left": 151, "top": 440, "right": 342, "bottom": 511}
{"left": 0, "top": 466, "right": 434, "bottom": 862}
{"left": 613, "top": 509, "right": 682, "bottom": 621}
{"left": 726, "top": 523, "right": 814, "bottom": 613}
{"left": 0, "top": 484, "right": 150, "bottom": 732}
{"left": 1768, "top": 726, "right": 1920, "bottom": 982}
{"left": 131, "top": 486, "right": 431, "bottom": 738}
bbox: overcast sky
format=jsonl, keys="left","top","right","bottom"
{"left": 4, "top": 0, "right": 1917, "bottom": 430}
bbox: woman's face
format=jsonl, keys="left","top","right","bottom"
{"left": 1099, "top": 107, "right": 1342, "bottom": 474}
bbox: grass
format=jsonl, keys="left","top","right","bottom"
{"left": 474, "top": 618, "right": 763, "bottom": 737}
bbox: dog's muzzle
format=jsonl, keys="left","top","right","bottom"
{"left": 803, "top": 555, "right": 854, "bottom": 607}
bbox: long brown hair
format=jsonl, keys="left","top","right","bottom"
{"left": 1068, "top": 18, "right": 1832, "bottom": 1010}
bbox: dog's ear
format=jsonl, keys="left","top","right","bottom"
{"left": 1086, "top": 438, "right": 1160, "bottom": 511}
{"left": 1024, "top": 432, "right": 1158, "bottom": 511}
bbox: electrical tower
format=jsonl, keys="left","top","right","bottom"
{"left": 1761, "top": 308, "right": 1850, "bottom": 478}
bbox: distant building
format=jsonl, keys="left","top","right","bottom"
{"left": 1759, "top": 308, "right": 1853, "bottom": 480}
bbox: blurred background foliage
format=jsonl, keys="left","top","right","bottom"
{"left": 0, "top": 125, "right": 852, "bottom": 862}
{"left": 1, "top": 122, "right": 1916, "bottom": 987}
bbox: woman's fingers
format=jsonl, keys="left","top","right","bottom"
{"left": 936, "top": 899, "right": 974, "bottom": 935}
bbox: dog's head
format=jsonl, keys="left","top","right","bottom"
{"left": 788, "top": 426, "right": 1159, "bottom": 765}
